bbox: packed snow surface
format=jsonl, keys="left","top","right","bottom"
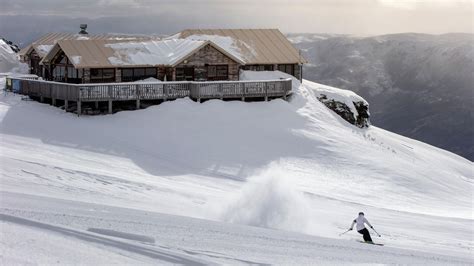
{"left": 0, "top": 70, "right": 472, "bottom": 264}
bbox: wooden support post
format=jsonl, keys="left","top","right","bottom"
{"left": 77, "top": 101, "right": 81, "bottom": 116}
{"left": 136, "top": 84, "right": 140, "bottom": 109}
{"left": 163, "top": 84, "right": 168, "bottom": 101}
{"left": 40, "top": 96, "right": 44, "bottom": 103}
{"left": 95, "top": 101, "right": 99, "bottom": 109}
{"left": 219, "top": 83, "right": 223, "bottom": 100}
{"left": 65, "top": 100, "right": 68, "bottom": 111}
{"left": 52, "top": 98, "right": 56, "bottom": 106}
{"left": 265, "top": 82, "right": 268, "bottom": 102}
{"left": 108, "top": 100, "right": 113, "bottom": 114}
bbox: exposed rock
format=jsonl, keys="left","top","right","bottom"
{"left": 317, "top": 94, "right": 370, "bottom": 128}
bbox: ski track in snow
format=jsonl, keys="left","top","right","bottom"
{"left": 0, "top": 73, "right": 473, "bottom": 264}
{"left": 0, "top": 191, "right": 471, "bottom": 265}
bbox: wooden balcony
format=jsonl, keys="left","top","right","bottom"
{"left": 5, "top": 77, "right": 292, "bottom": 115}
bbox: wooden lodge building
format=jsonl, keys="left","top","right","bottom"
{"left": 20, "top": 28, "right": 307, "bottom": 84}
{"left": 18, "top": 32, "right": 154, "bottom": 78}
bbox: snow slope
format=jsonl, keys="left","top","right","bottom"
{"left": 0, "top": 72, "right": 472, "bottom": 264}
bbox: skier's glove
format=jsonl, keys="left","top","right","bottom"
{"left": 349, "top": 228, "right": 352, "bottom": 230}
{"left": 370, "top": 226, "right": 374, "bottom": 229}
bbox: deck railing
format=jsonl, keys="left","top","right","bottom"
{"left": 5, "top": 78, "right": 292, "bottom": 102}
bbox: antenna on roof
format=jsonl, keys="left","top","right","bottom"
{"left": 79, "top": 24, "right": 88, "bottom": 35}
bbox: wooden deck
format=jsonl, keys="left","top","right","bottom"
{"left": 5, "top": 77, "right": 292, "bottom": 115}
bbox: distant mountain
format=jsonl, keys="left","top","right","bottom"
{"left": 289, "top": 33, "right": 474, "bottom": 161}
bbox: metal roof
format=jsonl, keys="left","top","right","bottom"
{"left": 19, "top": 32, "right": 156, "bottom": 58}
{"left": 178, "top": 29, "right": 307, "bottom": 64}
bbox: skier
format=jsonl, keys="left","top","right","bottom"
{"left": 349, "top": 212, "right": 374, "bottom": 243}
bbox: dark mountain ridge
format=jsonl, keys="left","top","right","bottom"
{"left": 289, "top": 33, "right": 474, "bottom": 160}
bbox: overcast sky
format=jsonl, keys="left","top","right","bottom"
{"left": 1, "top": 0, "right": 473, "bottom": 44}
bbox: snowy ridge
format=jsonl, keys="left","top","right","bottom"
{"left": 0, "top": 40, "right": 28, "bottom": 73}
{"left": 0, "top": 68, "right": 473, "bottom": 263}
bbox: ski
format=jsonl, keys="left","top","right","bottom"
{"left": 357, "top": 240, "right": 384, "bottom": 246}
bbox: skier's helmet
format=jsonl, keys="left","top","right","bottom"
{"left": 358, "top": 212, "right": 364, "bottom": 216}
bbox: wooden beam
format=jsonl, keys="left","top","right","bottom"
{"left": 108, "top": 100, "right": 113, "bottom": 114}
{"left": 77, "top": 100, "right": 81, "bottom": 116}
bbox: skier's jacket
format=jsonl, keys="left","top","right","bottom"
{"left": 351, "top": 215, "right": 372, "bottom": 231}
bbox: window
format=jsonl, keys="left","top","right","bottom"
{"left": 67, "top": 66, "right": 76, "bottom": 78}
{"left": 103, "top": 69, "right": 115, "bottom": 80}
{"left": 207, "top": 65, "right": 228, "bottom": 81}
{"left": 122, "top": 69, "right": 133, "bottom": 81}
{"left": 121, "top": 68, "right": 157, "bottom": 82}
{"left": 208, "top": 66, "right": 216, "bottom": 77}
{"left": 66, "top": 67, "right": 83, "bottom": 84}
{"left": 90, "top": 68, "right": 116, "bottom": 83}
{"left": 134, "top": 68, "right": 145, "bottom": 77}
{"left": 158, "top": 68, "right": 172, "bottom": 81}
{"left": 53, "top": 66, "right": 66, "bottom": 82}
{"left": 264, "top": 65, "right": 273, "bottom": 71}
{"left": 277, "top": 64, "right": 294, "bottom": 76}
{"left": 242, "top": 65, "right": 273, "bottom": 71}
{"left": 145, "top": 68, "right": 156, "bottom": 76}
{"left": 176, "top": 67, "right": 194, "bottom": 81}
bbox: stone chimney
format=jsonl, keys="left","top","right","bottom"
{"left": 79, "top": 24, "right": 88, "bottom": 35}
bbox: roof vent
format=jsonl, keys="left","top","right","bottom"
{"left": 79, "top": 24, "right": 88, "bottom": 35}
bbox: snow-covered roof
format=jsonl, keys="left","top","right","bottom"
{"left": 177, "top": 29, "right": 307, "bottom": 64}
{"left": 19, "top": 32, "right": 157, "bottom": 58}
{"left": 42, "top": 38, "right": 244, "bottom": 69}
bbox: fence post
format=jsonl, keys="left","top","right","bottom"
{"left": 265, "top": 82, "right": 268, "bottom": 102}
{"left": 283, "top": 80, "right": 289, "bottom": 100}
{"left": 136, "top": 84, "right": 140, "bottom": 109}
{"left": 77, "top": 100, "right": 81, "bottom": 116}
{"left": 191, "top": 83, "right": 199, "bottom": 103}
{"left": 164, "top": 84, "right": 168, "bottom": 101}
{"left": 51, "top": 84, "right": 56, "bottom": 106}
{"left": 241, "top": 83, "right": 245, "bottom": 101}
{"left": 108, "top": 100, "right": 113, "bottom": 114}
{"left": 218, "top": 83, "right": 223, "bottom": 100}
{"left": 108, "top": 84, "right": 112, "bottom": 100}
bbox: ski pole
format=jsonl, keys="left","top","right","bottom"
{"left": 370, "top": 227, "right": 381, "bottom": 237}
{"left": 339, "top": 229, "right": 351, "bottom": 236}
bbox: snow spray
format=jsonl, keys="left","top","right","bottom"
{"left": 221, "top": 163, "right": 312, "bottom": 233}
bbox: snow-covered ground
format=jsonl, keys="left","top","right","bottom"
{"left": 0, "top": 45, "right": 472, "bottom": 264}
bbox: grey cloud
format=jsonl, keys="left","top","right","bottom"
{"left": 1, "top": 0, "right": 472, "bottom": 45}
